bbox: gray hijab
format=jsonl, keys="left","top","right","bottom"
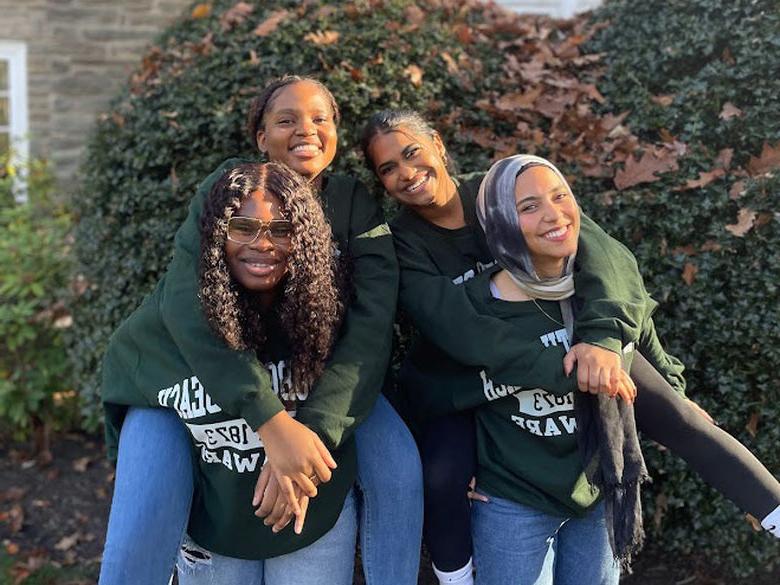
{"left": 476, "top": 154, "right": 576, "bottom": 336}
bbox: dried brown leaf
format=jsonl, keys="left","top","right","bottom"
{"left": 745, "top": 513, "right": 763, "bottom": 532}
{"left": 614, "top": 147, "right": 680, "bottom": 190}
{"left": 220, "top": 1, "right": 253, "bottom": 31}
{"left": 714, "top": 147, "right": 733, "bottom": 169}
{"left": 403, "top": 64, "right": 424, "bottom": 87}
{"left": 729, "top": 179, "right": 746, "bottom": 199}
{"left": 253, "top": 10, "right": 289, "bottom": 36}
{"left": 495, "top": 87, "right": 543, "bottom": 111}
{"left": 440, "top": 52, "right": 459, "bottom": 75}
{"left": 725, "top": 208, "right": 757, "bottom": 237}
{"left": 745, "top": 412, "right": 759, "bottom": 437}
{"left": 580, "top": 83, "right": 605, "bottom": 104}
{"left": 681, "top": 262, "right": 698, "bottom": 285}
{"left": 747, "top": 142, "right": 780, "bottom": 176}
{"left": 455, "top": 24, "right": 473, "bottom": 44}
{"left": 4, "top": 541, "right": 19, "bottom": 555}
{"left": 700, "top": 240, "right": 722, "bottom": 253}
{"left": 719, "top": 102, "right": 743, "bottom": 120}
{"left": 404, "top": 4, "right": 425, "bottom": 26}
{"left": 0, "top": 487, "right": 27, "bottom": 503}
{"left": 72, "top": 456, "right": 91, "bottom": 473}
{"left": 7, "top": 504, "right": 23, "bottom": 533}
{"left": 54, "top": 532, "right": 80, "bottom": 551}
{"left": 674, "top": 168, "right": 725, "bottom": 191}
{"left": 191, "top": 3, "right": 212, "bottom": 19}
{"left": 304, "top": 30, "right": 340, "bottom": 45}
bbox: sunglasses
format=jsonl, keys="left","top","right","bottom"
{"left": 226, "top": 217, "right": 293, "bottom": 244}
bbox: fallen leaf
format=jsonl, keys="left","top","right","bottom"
{"left": 671, "top": 244, "right": 697, "bottom": 256}
{"left": 439, "top": 51, "right": 459, "bottom": 75}
{"left": 403, "top": 64, "right": 423, "bottom": 87}
{"left": 495, "top": 87, "right": 543, "bottom": 111}
{"left": 404, "top": 4, "right": 425, "bottom": 26}
{"left": 191, "top": 3, "right": 212, "bottom": 19}
{"left": 722, "top": 47, "right": 736, "bottom": 65}
{"left": 253, "top": 9, "right": 289, "bottom": 36}
{"left": 747, "top": 142, "right": 780, "bottom": 176}
{"left": 0, "top": 487, "right": 27, "bottom": 503}
{"left": 7, "top": 504, "right": 23, "bottom": 533}
{"left": 651, "top": 94, "right": 674, "bottom": 107}
{"left": 614, "top": 147, "right": 680, "bottom": 190}
{"left": 700, "top": 240, "right": 722, "bottom": 252}
{"left": 4, "top": 541, "right": 19, "bottom": 555}
{"left": 755, "top": 212, "right": 774, "bottom": 228}
{"left": 658, "top": 128, "right": 676, "bottom": 144}
{"left": 54, "top": 532, "right": 80, "bottom": 551}
{"left": 580, "top": 83, "right": 605, "bottom": 104}
{"left": 729, "top": 180, "right": 746, "bottom": 199}
{"left": 220, "top": 1, "right": 253, "bottom": 31}
{"left": 72, "top": 457, "right": 91, "bottom": 473}
{"left": 248, "top": 49, "right": 260, "bottom": 65}
{"left": 725, "top": 208, "right": 757, "bottom": 237}
{"left": 455, "top": 24, "right": 472, "bottom": 44}
{"left": 714, "top": 148, "right": 733, "bottom": 169}
{"left": 674, "top": 168, "right": 725, "bottom": 191}
{"left": 304, "top": 30, "right": 340, "bottom": 45}
{"left": 745, "top": 412, "right": 759, "bottom": 437}
{"left": 745, "top": 513, "right": 763, "bottom": 532}
{"left": 681, "top": 262, "right": 698, "bottom": 285}
{"left": 719, "top": 102, "right": 742, "bottom": 120}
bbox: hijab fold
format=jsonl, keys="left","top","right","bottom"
{"left": 476, "top": 154, "right": 648, "bottom": 569}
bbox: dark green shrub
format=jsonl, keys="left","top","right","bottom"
{"left": 70, "top": 0, "right": 778, "bottom": 577}
{"left": 581, "top": 0, "right": 780, "bottom": 576}
{"left": 0, "top": 160, "right": 77, "bottom": 456}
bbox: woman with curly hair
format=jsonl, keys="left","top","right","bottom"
{"left": 99, "top": 76, "right": 421, "bottom": 585}
{"left": 102, "top": 162, "right": 358, "bottom": 582}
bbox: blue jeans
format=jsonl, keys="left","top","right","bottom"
{"left": 355, "top": 394, "right": 423, "bottom": 585}
{"left": 471, "top": 494, "right": 619, "bottom": 585}
{"left": 176, "top": 489, "right": 357, "bottom": 585}
{"left": 99, "top": 407, "right": 194, "bottom": 584}
{"left": 99, "top": 396, "right": 423, "bottom": 585}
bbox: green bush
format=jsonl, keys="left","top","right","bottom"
{"left": 70, "top": 0, "right": 778, "bottom": 576}
{"left": 0, "top": 159, "right": 77, "bottom": 454}
{"left": 582, "top": 0, "right": 780, "bottom": 576}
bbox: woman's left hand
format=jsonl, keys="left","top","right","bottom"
{"left": 564, "top": 343, "right": 637, "bottom": 402}
{"left": 254, "top": 464, "right": 311, "bottom": 534}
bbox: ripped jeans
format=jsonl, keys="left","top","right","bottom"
{"left": 176, "top": 488, "right": 357, "bottom": 585}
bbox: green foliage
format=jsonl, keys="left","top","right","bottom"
{"left": 70, "top": 0, "right": 778, "bottom": 576}
{"left": 0, "top": 159, "right": 76, "bottom": 440}
{"left": 70, "top": 0, "right": 538, "bottom": 428}
{"left": 581, "top": 0, "right": 780, "bottom": 575}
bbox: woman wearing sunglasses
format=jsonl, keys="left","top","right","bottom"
{"left": 103, "top": 162, "right": 360, "bottom": 582}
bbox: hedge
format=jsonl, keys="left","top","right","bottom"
{"left": 69, "top": 0, "right": 779, "bottom": 577}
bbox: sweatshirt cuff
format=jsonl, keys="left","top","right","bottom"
{"left": 576, "top": 332, "right": 623, "bottom": 356}
{"left": 239, "top": 394, "right": 285, "bottom": 432}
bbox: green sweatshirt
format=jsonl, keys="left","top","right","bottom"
{"left": 437, "top": 268, "right": 684, "bottom": 517}
{"left": 391, "top": 173, "right": 685, "bottom": 424}
{"left": 156, "top": 158, "right": 398, "bottom": 451}
{"left": 103, "top": 304, "right": 356, "bottom": 559}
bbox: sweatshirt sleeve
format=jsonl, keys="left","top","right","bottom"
{"left": 573, "top": 214, "right": 655, "bottom": 354}
{"left": 295, "top": 180, "right": 398, "bottom": 449}
{"left": 636, "top": 317, "right": 687, "bottom": 396}
{"left": 159, "top": 159, "right": 284, "bottom": 431}
{"left": 395, "top": 226, "right": 577, "bottom": 388}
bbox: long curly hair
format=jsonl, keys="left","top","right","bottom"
{"left": 198, "top": 162, "right": 344, "bottom": 394}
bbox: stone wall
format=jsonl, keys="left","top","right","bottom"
{"left": 0, "top": 0, "right": 192, "bottom": 187}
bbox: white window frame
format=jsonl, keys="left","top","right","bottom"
{"left": 0, "top": 41, "right": 29, "bottom": 203}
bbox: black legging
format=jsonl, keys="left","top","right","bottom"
{"left": 632, "top": 352, "right": 780, "bottom": 519}
{"left": 420, "top": 354, "right": 780, "bottom": 571}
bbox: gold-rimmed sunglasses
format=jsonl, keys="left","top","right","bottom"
{"left": 226, "top": 217, "right": 293, "bottom": 245}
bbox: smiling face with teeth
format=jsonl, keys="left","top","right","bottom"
{"left": 514, "top": 165, "right": 580, "bottom": 278}
{"left": 255, "top": 81, "right": 339, "bottom": 181}
{"left": 367, "top": 127, "right": 457, "bottom": 216}
{"left": 225, "top": 188, "right": 291, "bottom": 304}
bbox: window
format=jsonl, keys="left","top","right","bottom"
{"left": 0, "top": 41, "right": 29, "bottom": 202}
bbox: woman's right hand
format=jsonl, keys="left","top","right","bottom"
{"left": 256, "top": 411, "right": 336, "bottom": 514}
